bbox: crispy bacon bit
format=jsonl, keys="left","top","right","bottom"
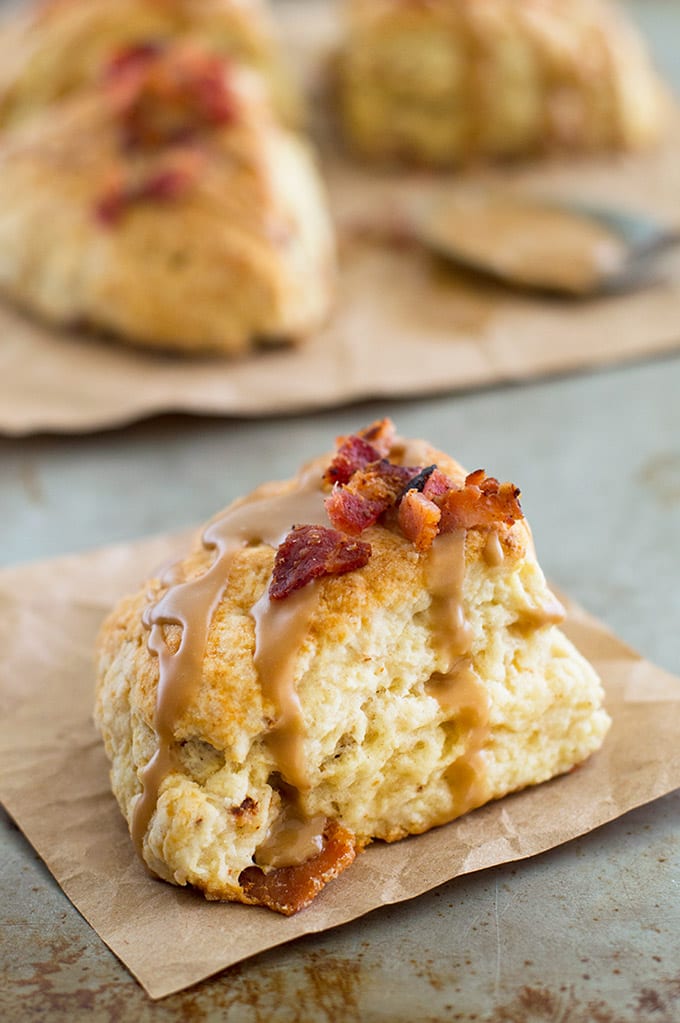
{"left": 103, "top": 42, "right": 161, "bottom": 83}
{"left": 271, "top": 423, "right": 525, "bottom": 599}
{"left": 324, "top": 418, "right": 397, "bottom": 486}
{"left": 95, "top": 182, "right": 127, "bottom": 226}
{"left": 398, "top": 490, "right": 442, "bottom": 552}
{"left": 422, "top": 467, "right": 455, "bottom": 501}
{"left": 269, "top": 525, "right": 371, "bottom": 601}
{"left": 356, "top": 417, "right": 396, "bottom": 457}
{"left": 105, "top": 42, "right": 239, "bottom": 150}
{"left": 94, "top": 150, "right": 204, "bottom": 225}
{"left": 239, "top": 820, "right": 358, "bottom": 915}
{"left": 438, "top": 471, "right": 523, "bottom": 532}
{"left": 325, "top": 488, "right": 385, "bottom": 536}
{"left": 323, "top": 435, "right": 382, "bottom": 487}
{"left": 325, "top": 460, "right": 415, "bottom": 535}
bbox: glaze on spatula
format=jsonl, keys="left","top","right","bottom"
{"left": 419, "top": 188, "right": 680, "bottom": 296}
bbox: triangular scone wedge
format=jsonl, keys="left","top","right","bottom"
{"left": 0, "top": 42, "right": 334, "bottom": 354}
{"left": 337, "top": 0, "right": 667, "bottom": 166}
{"left": 0, "top": 0, "right": 300, "bottom": 129}
{"left": 95, "top": 420, "right": 610, "bottom": 914}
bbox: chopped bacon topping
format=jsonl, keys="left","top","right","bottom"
{"left": 356, "top": 417, "right": 396, "bottom": 457}
{"left": 325, "top": 488, "right": 385, "bottom": 536}
{"left": 438, "top": 471, "right": 523, "bottom": 533}
{"left": 324, "top": 418, "right": 397, "bottom": 486}
{"left": 94, "top": 148, "right": 205, "bottom": 225}
{"left": 94, "top": 43, "right": 235, "bottom": 224}
{"left": 104, "top": 42, "right": 239, "bottom": 150}
{"left": 422, "top": 467, "right": 455, "bottom": 501}
{"left": 323, "top": 435, "right": 383, "bottom": 487}
{"left": 103, "top": 41, "right": 162, "bottom": 84}
{"left": 269, "top": 423, "right": 524, "bottom": 600}
{"left": 269, "top": 525, "right": 371, "bottom": 601}
{"left": 398, "top": 490, "right": 441, "bottom": 552}
{"left": 239, "top": 820, "right": 358, "bottom": 915}
{"left": 325, "top": 460, "right": 415, "bottom": 535}
{"left": 323, "top": 434, "right": 522, "bottom": 553}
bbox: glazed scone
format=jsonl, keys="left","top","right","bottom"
{"left": 95, "top": 419, "right": 610, "bottom": 914}
{"left": 0, "top": 0, "right": 300, "bottom": 129}
{"left": 0, "top": 42, "right": 335, "bottom": 355}
{"left": 337, "top": 0, "right": 667, "bottom": 166}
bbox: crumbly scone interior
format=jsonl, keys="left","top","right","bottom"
{"left": 95, "top": 421, "right": 610, "bottom": 913}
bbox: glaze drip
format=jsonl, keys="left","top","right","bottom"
{"left": 250, "top": 584, "right": 321, "bottom": 791}
{"left": 483, "top": 529, "right": 505, "bottom": 567}
{"left": 424, "top": 531, "right": 491, "bottom": 817}
{"left": 254, "top": 806, "right": 327, "bottom": 869}
{"left": 134, "top": 467, "right": 329, "bottom": 858}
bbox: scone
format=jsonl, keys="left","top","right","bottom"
{"left": 0, "top": 42, "right": 334, "bottom": 355}
{"left": 95, "top": 418, "right": 610, "bottom": 914}
{"left": 337, "top": 0, "right": 666, "bottom": 166}
{"left": 0, "top": 0, "right": 299, "bottom": 129}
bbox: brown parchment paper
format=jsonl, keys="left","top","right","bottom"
{"left": 1, "top": 1, "right": 680, "bottom": 436}
{"left": 0, "top": 531, "right": 679, "bottom": 1000}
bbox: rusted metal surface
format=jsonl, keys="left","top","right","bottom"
{"left": 2, "top": 789, "right": 679, "bottom": 1021}
{"left": 1, "top": 0, "right": 679, "bottom": 1019}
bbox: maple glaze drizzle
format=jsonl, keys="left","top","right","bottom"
{"left": 425, "top": 531, "right": 474, "bottom": 657}
{"left": 133, "top": 467, "right": 329, "bottom": 858}
{"left": 520, "top": 594, "right": 567, "bottom": 630}
{"left": 483, "top": 529, "right": 505, "bottom": 567}
{"left": 424, "top": 531, "right": 491, "bottom": 817}
{"left": 250, "top": 584, "right": 321, "bottom": 792}
{"left": 254, "top": 806, "right": 327, "bottom": 869}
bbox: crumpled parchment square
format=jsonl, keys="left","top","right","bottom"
{"left": 0, "top": 533, "right": 678, "bottom": 999}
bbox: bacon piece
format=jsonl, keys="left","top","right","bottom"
{"left": 103, "top": 42, "right": 161, "bottom": 84}
{"left": 356, "top": 417, "right": 396, "bottom": 457}
{"left": 325, "top": 460, "right": 415, "bottom": 535}
{"left": 324, "top": 418, "right": 397, "bottom": 486}
{"left": 422, "top": 467, "right": 456, "bottom": 501}
{"left": 398, "top": 489, "right": 441, "bottom": 552}
{"left": 438, "top": 471, "right": 523, "bottom": 532}
{"left": 105, "top": 43, "right": 238, "bottom": 150}
{"left": 363, "top": 460, "right": 418, "bottom": 496}
{"left": 95, "top": 180, "right": 127, "bottom": 226}
{"left": 239, "top": 820, "right": 358, "bottom": 915}
{"left": 325, "top": 488, "right": 385, "bottom": 536}
{"left": 398, "top": 490, "right": 441, "bottom": 552}
{"left": 269, "top": 525, "right": 371, "bottom": 601}
{"left": 94, "top": 151, "right": 204, "bottom": 225}
{"left": 323, "top": 435, "right": 382, "bottom": 487}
